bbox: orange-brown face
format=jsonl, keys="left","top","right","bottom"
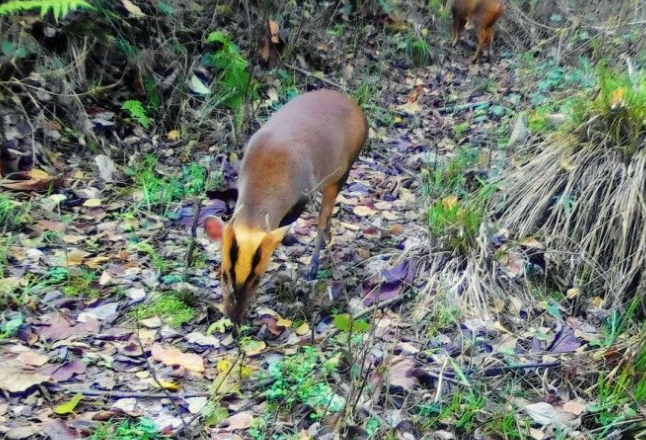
{"left": 205, "top": 217, "right": 288, "bottom": 323}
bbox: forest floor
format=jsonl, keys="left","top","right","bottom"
{"left": 0, "top": 20, "right": 640, "bottom": 440}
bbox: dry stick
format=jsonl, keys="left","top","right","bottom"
{"left": 184, "top": 198, "right": 202, "bottom": 280}
{"left": 49, "top": 386, "right": 210, "bottom": 399}
{"left": 134, "top": 323, "right": 190, "bottom": 433}
{"left": 284, "top": 63, "right": 344, "bottom": 90}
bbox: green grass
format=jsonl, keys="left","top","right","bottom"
{"left": 0, "top": 194, "right": 28, "bottom": 232}
{"left": 133, "top": 294, "right": 196, "bottom": 327}
{"left": 124, "top": 155, "right": 223, "bottom": 215}
{"left": 405, "top": 31, "right": 431, "bottom": 66}
{"left": 61, "top": 270, "right": 100, "bottom": 298}
{"left": 419, "top": 388, "right": 486, "bottom": 433}
{"left": 91, "top": 418, "right": 160, "bottom": 440}
{"left": 424, "top": 148, "right": 496, "bottom": 256}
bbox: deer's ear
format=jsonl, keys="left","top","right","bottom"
{"left": 204, "top": 216, "right": 226, "bottom": 243}
{"left": 267, "top": 224, "right": 291, "bottom": 249}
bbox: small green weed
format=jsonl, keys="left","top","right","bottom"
{"left": 122, "top": 100, "right": 151, "bottom": 129}
{"left": 133, "top": 294, "right": 196, "bottom": 327}
{"left": 262, "top": 346, "right": 344, "bottom": 419}
{"left": 453, "top": 122, "right": 470, "bottom": 141}
{"left": 61, "top": 270, "right": 100, "bottom": 298}
{"left": 405, "top": 31, "right": 431, "bottom": 66}
{"left": 0, "top": 194, "right": 28, "bottom": 232}
{"left": 419, "top": 388, "right": 486, "bottom": 433}
{"left": 91, "top": 418, "right": 160, "bottom": 440}
{"left": 0, "top": 0, "right": 92, "bottom": 21}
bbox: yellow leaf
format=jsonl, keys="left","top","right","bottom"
{"left": 85, "top": 255, "right": 111, "bottom": 269}
{"left": 167, "top": 130, "right": 180, "bottom": 141}
{"left": 296, "top": 322, "right": 310, "bottom": 336}
{"left": 276, "top": 317, "right": 292, "bottom": 328}
{"left": 217, "top": 358, "right": 232, "bottom": 374}
{"left": 592, "top": 297, "right": 605, "bottom": 308}
{"left": 566, "top": 288, "right": 580, "bottom": 299}
{"left": 122, "top": 0, "right": 146, "bottom": 17}
{"left": 442, "top": 196, "right": 459, "bottom": 209}
{"left": 30, "top": 169, "right": 51, "bottom": 179}
{"left": 73, "top": 170, "right": 85, "bottom": 179}
{"left": 83, "top": 198, "right": 102, "bottom": 207}
{"left": 153, "top": 379, "right": 181, "bottom": 391}
{"left": 610, "top": 87, "right": 627, "bottom": 109}
{"left": 54, "top": 393, "right": 83, "bottom": 415}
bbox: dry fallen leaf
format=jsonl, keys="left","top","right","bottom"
{"left": 0, "top": 169, "right": 58, "bottom": 192}
{"left": 0, "top": 361, "right": 52, "bottom": 393}
{"left": 353, "top": 205, "right": 377, "bottom": 217}
{"left": 387, "top": 356, "right": 417, "bottom": 392}
{"left": 150, "top": 343, "right": 205, "bottom": 373}
{"left": 221, "top": 412, "right": 254, "bottom": 430}
{"left": 167, "top": 129, "right": 180, "bottom": 141}
{"left": 17, "top": 351, "right": 50, "bottom": 367}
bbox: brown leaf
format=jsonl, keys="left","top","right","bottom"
{"left": 221, "top": 412, "right": 254, "bottom": 430}
{"left": 0, "top": 361, "right": 52, "bottom": 393}
{"left": 387, "top": 356, "right": 417, "bottom": 392}
{"left": 41, "top": 361, "right": 87, "bottom": 383}
{"left": 150, "top": 344, "right": 205, "bottom": 373}
{"left": 17, "top": 350, "right": 50, "bottom": 367}
{"left": 0, "top": 169, "right": 59, "bottom": 192}
{"left": 36, "top": 315, "right": 100, "bottom": 342}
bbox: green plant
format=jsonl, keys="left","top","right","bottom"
{"left": 453, "top": 122, "right": 470, "bottom": 141}
{"left": 91, "top": 418, "right": 160, "bottom": 440}
{"left": 124, "top": 155, "right": 183, "bottom": 214}
{"left": 133, "top": 294, "right": 196, "bottom": 327}
{"left": 205, "top": 31, "right": 255, "bottom": 126}
{"left": 263, "top": 347, "right": 344, "bottom": 420}
{"left": 0, "top": 195, "right": 29, "bottom": 232}
{"left": 405, "top": 31, "right": 431, "bottom": 66}
{"left": 419, "top": 388, "right": 486, "bottom": 433}
{"left": 425, "top": 149, "right": 496, "bottom": 255}
{"left": 132, "top": 241, "right": 172, "bottom": 273}
{"left": 0, "top": 0, "right": 92, "bottom": 21}
{"left": 122, "top": 100, "right": 151, "bottom": 129}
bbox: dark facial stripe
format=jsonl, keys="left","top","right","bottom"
{"left": 251, "top": 246, "right": 262, "bottom": 275}
{"left": 229, "top": 237, "right": 239, "bottom": 287}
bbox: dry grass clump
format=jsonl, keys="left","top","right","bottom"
{"left": 496, "top": 66, "right": 646, "bottom": 306}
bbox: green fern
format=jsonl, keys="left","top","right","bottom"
{"left": 0, "top": 0, "right": 93, "bottom": 21}
{"left": 122, "top": 100, "right": 151, "bottom": 129}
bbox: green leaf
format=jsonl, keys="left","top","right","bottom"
{"left": 333, "top": 313, "right": 352, "bottom": 331}
{"left": 207, "top": 318, "right": 233, "bottom": 334}
{"left": 156, "top": 1, "right": 175, "bottom": 16}
{"left": 0, "top": 313, "right": 24, "bottom": 338}
{"left": 1, "top": 41, "right": 15, "bottom": 57}
{"left": 353, "top": 319, "right": 371, "bottom": 333}
{"left": 53, "top": 393, "right": 83, "bottom": 415}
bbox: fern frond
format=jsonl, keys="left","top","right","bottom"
{"left": 0, "top": 0, "right": 93, "bottom": 21}
{"left": 122, "top": 100, "right": 151, "bottom": 129}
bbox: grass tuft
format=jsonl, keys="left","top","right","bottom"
{"left": 496, "top": 67, "right": 646, "bottom": 304}
{"left": 133, "top": 294, "right": 196, "bottom": 327}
